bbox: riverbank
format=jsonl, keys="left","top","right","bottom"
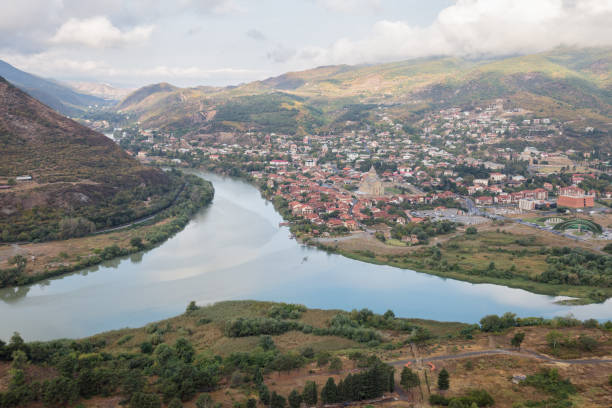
{"left": 0, "top": 173, "right": 214, "bottom": 288}
{"left": 197, "top": 163, "right": 611, "bottom": 305}
{"left": 311, "top": 226, "right": 612, "bottom": 305}
{"left": 1, "top": 300, "right": 610, "bottom": 408}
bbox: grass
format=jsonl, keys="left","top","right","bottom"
{"left": 329, "top": 230, "right": 612, "bottom": 303}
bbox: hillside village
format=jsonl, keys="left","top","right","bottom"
{"left": 103, "top": 99, "right": 612, "bottom": 247}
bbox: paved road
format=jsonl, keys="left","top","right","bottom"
{"left": 389, "top": 348, "right": 612, "bottom": 367}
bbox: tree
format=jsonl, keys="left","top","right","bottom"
{"left": 168, "top": 398, "right": 183, "bottom": 408}
{"left": 11, "top": 350, "right": 28, "bottom": 369}
{"left": 400, "top": 367, "right": 420, "bottom": 389}
{"left": 175, "top": 338, "right": 195, "bottom": 363}
{"left": 546, "top": 331, "right": 563, "bottom": 350}
{"left": 466, "top": 226, "right": 477, "bottom": 235}
{"left": 130, "top": 236, "right": 145, "bottom": 249}
{"left": 321, "top": 378, "right": 338, "bottom": 404}
{"left": 130, "top": 393, "right": 162, "bottom": 408}
{"left": 511, "top": 332, "right": 525, "bottom": 350}
{"left": 271, "top": 391, "right": 286, "bottom": 408}
{"left": 247, "top": 399, "right": 257, "bottom": 408}
{"left": 259, "top": 335, "right": 276, "bottom": 351}
{"left": 185, "top": 301, "right": 199, "bottom": 314}
{"left": 288, "top": 389, "right": 302, "bottom": 408}
{"left": 302, "top": 381, "right": 318, "bottom": 406}
{"left": 438, "top": 368, "right": 449, "bottom": 390}
{"left": 259, "top": 385, "right": 271, "bottom": 406}
{"left": 196, "top": 393, "right": 214, "bottom": 408}
{"left": 329, "top": 356, "right": 343, "bottom": 372}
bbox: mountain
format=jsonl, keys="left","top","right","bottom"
{"left": 115, "top": 47, "right": 612, "bottom": 147}
{"left": 0, "top": 59, "right": 110, "bottom": 116}
{"left": 0, "top": 76, "right": 179, "bottom": 242}
{"left": 66, "top": 81, "right": 134, "bottom": 101}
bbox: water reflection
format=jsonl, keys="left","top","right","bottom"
{"left": 0, "top": 171, "right": 610, "bottom": 341}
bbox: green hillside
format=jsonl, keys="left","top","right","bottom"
{"left": 115, "top": 47, "right": 612, "bottom": 139}
{"left": 0, "top": 77, "right": 183, "bottom": 242}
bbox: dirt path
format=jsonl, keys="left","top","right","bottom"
{"left": 389, "top": 348, "right": 612, "bottom": 367}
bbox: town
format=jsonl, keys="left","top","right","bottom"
{"left": 78, "top": 99, "right": 609, "bottom": 256}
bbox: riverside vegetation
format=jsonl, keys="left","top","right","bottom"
{"left": 0, "top": 171, "right": 214, "bottom": 288}
{"left": 0, "top": 301, "right": 610, "bottom": 408}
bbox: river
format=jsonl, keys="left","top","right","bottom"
{"left": 1, "top": 171, "right": 611, "bottom": 341}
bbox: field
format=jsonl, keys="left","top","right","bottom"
{"left": 317, "top": 221, "right": 612, "bottom": 304}
{"left": 0, "top": 300, "right": 610, "bottom": 408}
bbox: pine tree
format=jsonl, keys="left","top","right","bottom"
{"left": 400, "top": 367, "right": 420, "bottom": 389}
{"left": 288, "top": 389, "right": 302, "bottom": 408}
{"left": 438, "top": 368, "right": 450, "bottom": 390}
{"left": 321, "top": 378, "right": 338, "bottom": 404}
{"left": 302, "top": 381, "right": 317, "bottom": 406}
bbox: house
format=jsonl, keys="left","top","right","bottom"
{"left": 475, "top": 196, "right": 493, "bottom": 205}
{"left": 489, "top": 172, "right": 507, "bottom": 182}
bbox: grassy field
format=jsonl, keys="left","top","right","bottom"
{"left": 1, "top": 300, "right": 611, "bottom": 408}
{"left": 321, "top": 226, "right": 612, "bottom": 304}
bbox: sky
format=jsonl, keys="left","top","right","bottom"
{"left": 2, "top": 0, "right": 612, "bottom": 88}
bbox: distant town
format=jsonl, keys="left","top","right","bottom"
{"left": 85, "top": 98, "right": 612, "bottom": 245}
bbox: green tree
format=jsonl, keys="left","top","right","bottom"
{"left": 259, "top": 335, "right": 276, "bottom": 351}
{"left": 321, "top": 378, "right": 338, "bottom": 404}
{"left": 185, "top": 301, "right": 199, "bottom": 314}
{"left": 302, "top": 381, "right": 318, "bottom": 406}
{"left": 196, "top": 393, "right": 214, "bottom": 408}
{"left": 329, "top": 356, "right": 343, "bottom": 372}
{"left": 400, "top": 367, "right": 420, "bottom": 389}
{"left": 546, "top": 331, "right": 563, "bottom": 350}
{"left": 247, "top": 398, "right": 257, "bottom": 408}
{"left": 168, "top": 397, "right": 183, "bottom": 408}
{"left": 11, "top": 350, "right": 28, "bottom": 369}
{"left": 466, "top": 226, "right": 477, "bottom": 235}
{"left": 288, "top": 389, "right": 302, "bottom": 408}
{"left": 175, "top": 338, "right": 195, "bottom": 363}
{"left": 130, "top": 236, "right": 145, "bottom": 249}
{"left": 259, "top": 385, "right": 271, "bottom": 406}
{"left": 130, "top": 392, "right": 162, "bottom": 408}
{"left": 438, "top": 368, "right": 450, "bottom": 390}
{"left": 511, "top": 332, "right": 525, "bottom": 350}
{"left": 271, "top": 391, "right": 286, "bottom": 408}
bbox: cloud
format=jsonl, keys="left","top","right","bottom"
{"left": 0, "top": 0, "right": 241, "bottom": 51}
{"left": 50, "top": 16, "right": 154, "bottom": 48}
{"left": 0, "top": 51, "right": 265, "bottom": 85}
{"left": 246, "top": 29, "right": 267, "bottom": 41}
{"left": 314, "top": 0, "right": 381, "bottom": 13}
{"left": 294, "top": 0, "right": 612, "bottom": 66}
{"left": 267, "top": 45, "right": 297, "bottom": 63}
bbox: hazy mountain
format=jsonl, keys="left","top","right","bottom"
{"left": 115, "top": 47, "right": 612, "bottom": 144}
{"left": 0, "top": 59, "right": 110, "bottom": 116}
{"left": 66, "top": 81, "right": 134, "bottom": 101}
{"left": 0, "top": 76, "right": 176, "bottom": 242}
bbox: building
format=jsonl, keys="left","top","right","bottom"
{"left": 557, "top": 186, "right": 595, "bottom": 208}
{"left": 358, "top": 166, "right": 385, "bottom": 196}
{"left": 518, "top": 199, "right": 536, "bottom": 211}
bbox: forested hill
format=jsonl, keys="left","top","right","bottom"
{"left": 115, "top": 47, "right": 612, "bottom": 143}
{"left": 0, "top": 76, "right": 181, "bottom": 242}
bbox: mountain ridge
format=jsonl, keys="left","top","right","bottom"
{"left": 0, "top": 76, "right": 178, "bottom": 242}
{"left": 0, "top": 59, "right": 110, "bottom": 116}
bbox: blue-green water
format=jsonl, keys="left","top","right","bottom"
{"left": 1, "top": 171, "right": 610, "bottom": 341}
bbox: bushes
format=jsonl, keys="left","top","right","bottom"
{"left": 479, "top": 313, "right": 516, "bottom": 332}
{"left": 429, "top": 389, "right": 494, "bottom": 407}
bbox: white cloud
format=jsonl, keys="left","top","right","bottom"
{"left": 0, "top": 51, "right": 264, "bottom": 85}
{"left": 314, "top": 0, "right": 381, "bottom": 13}
{"left": 295, "top": 0, "right": 612, "bottom": 66}
{"left": 50, "top": 16, "right": 154, "bottom": 48}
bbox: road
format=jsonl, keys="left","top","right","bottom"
{"left": 389, "top": 348, "right": 612, "bottom": 367}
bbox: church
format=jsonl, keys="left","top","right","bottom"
{"left": 358, "top": 166, "right": 385, "bottom": 196}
